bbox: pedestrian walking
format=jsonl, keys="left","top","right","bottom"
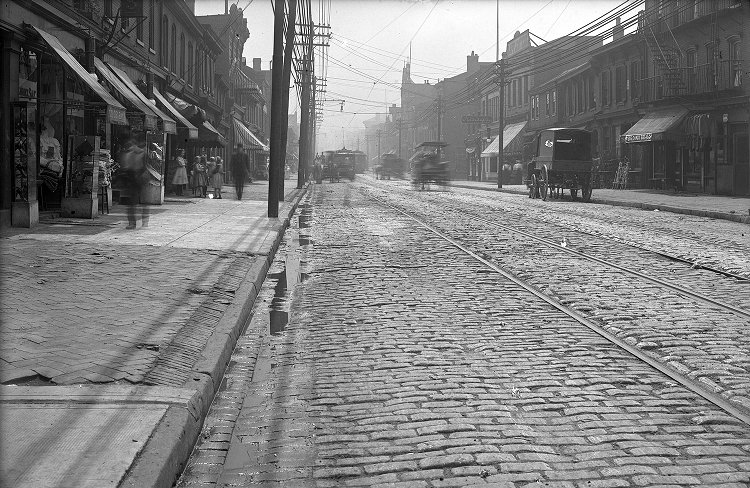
{"left": 118, "top": 137, "right": 149, "bottom": 229}
{"left": 171, "top": 148, "right": 188, "bottom": 196}
{"left": 230, "top": 143, "right": 250, "bottom": 200}
{"left": 208, "top": 156, "right": 224, "bottom": 199}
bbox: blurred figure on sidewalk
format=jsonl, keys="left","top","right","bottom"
{"left": 209, "top": 156, "right": 224, "bottom": 199}
{"left": 231, "top": 143, "right": 250, "bottom": 200}
{"left": 171, "top": 148, "right": 188, "bottom": 196}
{"left": 118, "top": 137, "right": 149, "bottom": 229}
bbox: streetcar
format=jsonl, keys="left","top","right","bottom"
{"left": 410, "top": 141, "right": 450, "bottom": 190}
{"left": 321, "top": 148, "right": 357, "bottom": 182}
{"left": 526, "top": 128, "right": 593, "bottom": 202}
{"left": 374, "top": 153, "right": 406, "bottom": 180}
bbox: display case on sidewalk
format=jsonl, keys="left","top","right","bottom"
{"left": 62, "top": 135, "right": 99, "bottom": 218}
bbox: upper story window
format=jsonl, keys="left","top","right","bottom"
{"left": 551, "top": 90, "right": 556, "bottom": 115}
{"left": 104, "top": 0, "right": 113, "bottom": 17}
{"left": 615, "top": 66, "right": 626, "bottom": 103}
{"left": 180, "top": 34, "right": 186, "bottom": 79}
{"left": 600, "top": 70, "right": 610, "bottom": 106}
{"left": 545, "top": 92, "right": 550, "bottom": 116}
{"left": 170, "top": 25, "right": 177, "bottom": 73}
{"left": 729, "top": 38, "right": 742, "bottom": 87}
{"left": 187, "top": 42, "right": 193, "bottom": 85}
{"left": 161, "top": 16, "right": 169, "bottom": 68}
{"left": 148, "top": 0, "right": 155, "bottom": 49}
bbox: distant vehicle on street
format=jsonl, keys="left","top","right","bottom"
{"left": 410, "top": 141, "right": 450, "bottom": 190}
{"left": 321, "top": 148, "right": 357, "bottom": 182}
{"left": 354, "top": 151, "right": 368, "bottom": 174}
{"left": 374, "top": 154, "right": 406, "bottom": 180}
{"left": 526, "top": 128, "right": 593, "bottom": 202}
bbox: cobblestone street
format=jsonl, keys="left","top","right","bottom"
{"left": 178, "top": 179, "right": 750, "bottom": 487}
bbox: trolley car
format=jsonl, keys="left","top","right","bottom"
{"left": 526, "top": 128, "right": 593, "bottom": 202}
{"left": 321, "top": 148, "right": 357, "bottom": 182}
{"left": 410, "top": 142, "right": 450, "bottom": 190}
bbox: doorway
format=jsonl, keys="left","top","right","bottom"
{"left": 731, "top": 125, "right": 749, "bottom": 196}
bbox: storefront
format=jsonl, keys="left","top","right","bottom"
{"left": 166, "top": 93, "right": 226, "bottom": 161}
{"left": 9, "top": 26, "right": 128, "bottom": 225}
{"left": 480, "top": 121, "right": 527, "bottom": 182}
{"left": 233, "top": 117, "right": 270, "bottom": 180}
{"left": 93, "top": 57, "right": 175, "bottom": 205}
{"left": 621, "top": 107, "right": 688, "bottom": 191}
{"left": 152, "top": 87, "right": 199, "bottom": 191}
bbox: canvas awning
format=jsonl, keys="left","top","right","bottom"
{"left": 232, "top": 117, "right": 269, "bottom": 151}
{"left": 481, "top": 121, "right": 527, "bottom": 157}
{"left": 106, "top": 63, "right": 177, "bottom": 134}
{"left": 622, "top": 107, "right": 688, "bottom": 143}
{"left": 32, "top": 26, "right": 127, "bottom": 125}
{"left": 94, "top": 57, "right": 158, "bottom": 131}
{"left": 152, "top": 88, "right": 198, "bottom": 139}
{"left": 198, "top": 120, "right": 226, "bottom": 147}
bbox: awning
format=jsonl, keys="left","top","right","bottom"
{"left": 152, "top": 88, "right": 198, "bottom": 139}
{"left": 198, "top": 120, "right": 226, "bottom": 147}
{"left": 106, "top": 64, "right": 176, "bottom": 134}
{"left": 94, "top": 58, "right": 158, "bottom": 131}
{"left": 32, "top": 27, "right": 127, "bottom": 125}
{"left": 481, "top": 121, "right": 527, "bottom": 157}
{"left": 232, "top": 117, "right": 270, "bottom": 151}
{"left": 166, "top": 93, "right": 207, "bottom": 120}
{"left": 622, "top": 106, "right": 688, "bottom": 143}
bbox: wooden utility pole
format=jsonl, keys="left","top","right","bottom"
{"left": 497, "top": 58, "right": 505, "bottom": 189}
{"left": 298, "top": 56, "right": 310, "bottom": 189}
{"left": 268, "top": 0, "right": 286, "bottom": 217}
{"left": 278, "top": 0, "right": 297, "bottom": 201}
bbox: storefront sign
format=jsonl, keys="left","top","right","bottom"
{"left": 624, "top": 133, "right": 652, "bottom": 143}
{"left": 462, "top": 115, "right": 493, "bottom": 124}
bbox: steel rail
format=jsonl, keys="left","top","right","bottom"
{"left": 365, "top": 192, "right": 750, "bottom": 426}
{"left": 367, "top": 180, "right": 750, "bottom": 318}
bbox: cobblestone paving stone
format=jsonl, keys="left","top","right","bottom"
{"left": 360, "top": 180, "right": 750, "bottom": 415}
{"left": 177, "top": 183, "right": 750, "bottom": 487}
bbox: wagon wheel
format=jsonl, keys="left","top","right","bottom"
{"left": 529, "top": 174, "right": 537, "bottom": 199}
{"left": 570, "top": 188, "right": 578, "bottom": 201}
{"left": 528, "top": 179, "right": 535, "bottom": 198}
{"left": 539, "top": 165, "right": 549, "bottom": 201}
{"left": 581, "top": 182, "right": 592, "bottom": 203}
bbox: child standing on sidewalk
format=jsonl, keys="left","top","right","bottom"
{"left": 208, "top": 156, "right": 224, "bottom": 199}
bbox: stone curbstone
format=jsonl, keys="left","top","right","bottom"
{"left": 120, "top": 183, "right": 310, "bottom": 488}
{"left": 449, "top": 183, "right": 749, "bottom": 224}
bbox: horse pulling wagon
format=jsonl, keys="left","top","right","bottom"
{"left": 410, "top": 142, "right": 450, "bottom": 190}
{"left": 526, "top": 128, "right": 593, "bottom": 202}
{"left": 374, "top": 154, "right": 406, "bottom": 180}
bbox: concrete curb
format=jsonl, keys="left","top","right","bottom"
{"left": 449, "top": 183, "right": 750, "bottom": 224}
{"left": 120, "top": 183, "right": 310, "bottom": 488}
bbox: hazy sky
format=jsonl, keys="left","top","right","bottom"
{"left": 194, "top": 0, "right": 641, "bottom": 150}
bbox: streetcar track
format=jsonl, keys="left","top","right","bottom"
{"left": 364, "top": 190, "right": 750, "bottom": 427}
{"left": 370, "top": 177, "right": 750, "bottom": 280}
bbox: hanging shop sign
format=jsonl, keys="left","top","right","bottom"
{"left": 624, "top": 133, "right": 652, "bottom": 143}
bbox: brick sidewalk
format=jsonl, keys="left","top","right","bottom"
{"left": 0, "top": 179, "right": 308, "bottom": 488}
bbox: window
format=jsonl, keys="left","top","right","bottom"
{"left": 615, "top": 66, "right": 626, "bottom": 102}
{"left": 551, "top": 90, "right": 556, "bottom": 115}
{"left": 523, "top": 76, "right": 528, "bottom": 105}
{"left": 629, "top": 61, "right": 639, "bottom": 100}
{"left": 161, "top": 16, "right": 169, "bottom": 68}
{"left": 729, "top": 39, "right": 742, "bottom": 87}
{"left": 136, "top": 9, "right": 143, "bottom": 40}
{"left": 148, "top": 0, "right": 155, "bottom": 49}
{"left": 170, "top": 25, "right": 177, "bottom": 73}
{"left": 187, "top": 42, "right": 193, "bottom": 85}
{"left": 195, "top": 45, "right": 201, "bottom": 88}
{"left": 545, "top": 92, "right": 550, "bottom": 116}
{"left": 104, "top": 0, "right": 112, "bottom": 17}
{"left": 180, "top": 34, "right": 185, "bottom": 79}
{"left": 601, "top": 70, "right": 610, "bottom": 106}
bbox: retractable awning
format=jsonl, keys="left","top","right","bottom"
{"left": 232, "top": 117, "right": 270, "bottom": 151}
{"left": 32, "top": 27, "right": 127, "bottom": 125}
{"left": 198, "top": 120, "right": 226, "bottom": 147}
{"left": 622, "top": 107, "right": 688, "bottom": 143}
{"left": 152, "top": 88, "right": 198, "bottom": 139}
{"left": 94, "top": 58, "right": 158, "bottom": 130}
{"left": 481, "top": 121, "right": 527, "bottom": 157}
{"left": 106, "top": 64, "right": 177, "bottom": 134}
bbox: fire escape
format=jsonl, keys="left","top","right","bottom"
{"left": 641, "top": 9, "right": 686, "bottom": 102}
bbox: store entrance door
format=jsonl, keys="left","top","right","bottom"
{"left": 732, "top": 127, "right": 749, "bottom": 196}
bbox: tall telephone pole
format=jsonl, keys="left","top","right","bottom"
{"left": 398, "top": 118, "right": 402, "bottom": 159}
{"left": 436, "top": 94, "right": 443, "bottom": 160}
{"left": 377, "top": 129, "right": 382, "bottom": 166}
{"left": 298, "top": 55, "right": 310, "bottom": 189}
{"left": 268, "top": 0, "right": 288, "bottom": 217}
{"left": 497, "top": 58, "right": 505, "bottom": 189}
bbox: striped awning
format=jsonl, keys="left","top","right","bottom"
{"left": 106, "top": 63, "right": 177, "bottom": 134}
{"left": 233, "top": 117, "right": 270, "bottom": 151}
{"left": 481, "top": 121, "right": 527, "bottom": 157}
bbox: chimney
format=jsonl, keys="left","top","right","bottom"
{"left": 225, "top": 0, "right": 229, "bottom": 14}
{"left": 467, "top": 50, "right": 479, "bottom": 73}
{"left": 253, "top": 58, "right": 262, "bottom": 70}
{"left": 613, "top": 17, "right": 624, "bottom": 41}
